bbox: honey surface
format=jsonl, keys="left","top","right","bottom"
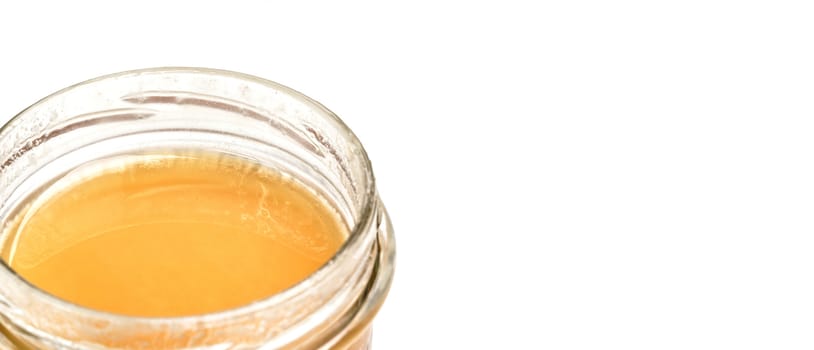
{"left": 1, "top": 153, "right": 346, "bottom": 317}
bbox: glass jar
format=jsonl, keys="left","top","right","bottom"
{"left": 0, "top": 68, "right": 394, "bottom": 349}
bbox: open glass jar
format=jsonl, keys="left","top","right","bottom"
{"left": 0, "top": 68, "right": 394, "bottom": 349}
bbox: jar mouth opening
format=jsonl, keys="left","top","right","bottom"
{"left": 0, "top": 67, "right": 378, "bottom": 324}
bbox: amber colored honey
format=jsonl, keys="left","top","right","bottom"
{"left": 1, "top": 153, "right": 346, "bottom": 317}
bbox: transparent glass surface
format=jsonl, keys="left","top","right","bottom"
{"left": 0, "top": 68, "right": 394, "bottom": 349}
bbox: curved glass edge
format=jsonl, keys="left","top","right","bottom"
{"left": 0, "top": 67, "right": 377, "bottom": 325}
{"left": 331, "top": 197, "right": 396, "bottom": 350}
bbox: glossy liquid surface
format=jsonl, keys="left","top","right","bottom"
{"left": 1, "top": 153, "right": 346, "bottom": 317}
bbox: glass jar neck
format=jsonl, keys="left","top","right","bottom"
{"left": 0, "top": 68, "right": 394, "bottom": 349}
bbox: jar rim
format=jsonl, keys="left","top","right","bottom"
{"left": 0, "top": 67, "right": 378, "bottom": 325}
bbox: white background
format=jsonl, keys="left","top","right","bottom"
{"left": 2, "top": 1, "right": 814, "bottom": 349}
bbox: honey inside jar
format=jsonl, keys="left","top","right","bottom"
{"left": 0, "top": 152, "right": 347, "bottom": 317}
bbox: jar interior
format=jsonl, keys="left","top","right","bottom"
{"left": 0, "top": 68, "right": 382, "bottom": 349}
